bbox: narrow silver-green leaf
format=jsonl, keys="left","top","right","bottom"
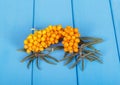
{"left": 90, "top": 54, "right": 103, "bottom": 63}
{"left": 54, "top": 46, "right": 64, "bottom": 50}
{"left": 64, "top": 55, "right": 75, "bottom": 65}
{"left": 17, "top": 48, "right": 26, "bottom": 52}
{"left": 70, "top": 56, "right": 81, "bottom": 69}
{"left": 64, "top": 52, "right": 69, "bottom": 58}
{"left": 82, "top": 58, "right": 84, "bottom": 71}
{"left": 61, "top": 53, "right": 77, "bottom": 61}
{"left": 45, "top": 55, "right": 59, "bottom": 62}
{"left": 21, "top": 54, "right": 35, "bottom": 62}
{"left": 36, "top": 57, "right": 40, "bottom": 69}
{"left": 27, "top": 57, "right": 35, "bottom": 69}
{"left": 41, "top": 57, "right": 56, "bottom": 65}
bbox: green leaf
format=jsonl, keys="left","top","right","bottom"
{"left": 81, "top": 37, "right": 103, "bottom": 46}
{"left": 87, "top": 45, "right": 98, "bottom": 51}
{"left": 82, "top": 52, "right": 93, "bottom": 58}
{"left": 85, "top": 56, "right": 94, "bottom": 62}
{"left": 36, "top": 57, "right": 40, "bottom": 69}
{"left": 83, "top": 49, "right": 101, "bottom": 56}
{"left": 45, "top": 55, "right": 59, "bottom": 62}
{"left": 82, "top": 58, "right": 84, "bottom": 71}
{"left": 21, "top": 54, "right": 35, "bottom": 62}
{"left": 81, "top": 37, "right": 103, "bottom": 41}
{"left": 27, "top": 57, "right": 35, "bottom": 69}
{"left": 61, "top": 53, "right": 77, "bottom": 61}
{"left": 41, "top": 57, "right": 56, "bottom": 65}
{"left": 64, "top": 52, "right": 69, "bottom": 58}
{"left": 69, "top": 56, "right": 81, "bottom": 69}
{"left": 54, "top": 46, "right": 64, "bottom": 50}
{"left": 17, "top": 48, "right": 26, "bottom": 52}
{"left": 64, "top": 55, "right": 75, "bottom": 65}
{"left": 90, "top": 54, "right": 103, "bottom": 63}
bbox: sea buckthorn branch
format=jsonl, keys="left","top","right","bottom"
{"left": 61, "top": 37, "right": 103, "bottom": 71}
{"left": 19, "top": 25, "right": 103, "bottom": 70}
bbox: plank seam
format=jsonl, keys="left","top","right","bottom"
{"left": 108, "top": 0, "right": 120, "bottom": 62}
{"left": 31, "top": 0, "right": 36, "bottom": 85}
{"left": 70, "top": 0, "right": 79, "bottom": 85}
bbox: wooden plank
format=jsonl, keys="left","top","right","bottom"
{"left": 0, "top": 0, "right": 33, "bottom": 85}
{"left": 73, "top": 0, "right": 120, "bottom": 85}
{"left": 33, "top": 0, "right": 77, "bottom": 85}
{"left": 110, "top": 0, "right": 120, "bottom": 61}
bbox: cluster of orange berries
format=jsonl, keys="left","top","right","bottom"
{"left": 62, "top": 26, "right": 80, "bottom": 53}
{"left": 24, "top": 25, "right": 81, "bottom": 53}
{"left": 24, "top": 25, "right": 63, "bottom": 53}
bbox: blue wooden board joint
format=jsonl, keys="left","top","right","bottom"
{"left": 70, "top": 0, "right": 79, "bottom": 85}
{"left": 108, "top": 0, "right": 120, "bottom": 62}
{"left": 31, "top": 0, "right": 36, "bottom": 85}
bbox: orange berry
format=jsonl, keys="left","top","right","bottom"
{"left": 37, "top": 39, "right": 41, "bottom": 42}
{"left": 51, "top": 34, "right": 56, "bottom": 38}
{"left": 34, "top": 41, "right": 38, "bottom": 45}
{"left": 38, "top": 30, "right": 42, "bottom": 34}
{"left": 24, "top": 40, "right": 28, "bottom": 44}
{"left": 62, "top": 32, "right": 66, "bottom": 36}
{"left": 69, "top": 42, "right": 73, "bottom": 46}
{"left": 69, "top": 31, "right": 74, "bottom": 35}
{"left": 42, "top": 30, "right": 46, "bottom": 34}
{"left": 64, "top": 48, "right": 68, "bottom": 52}
{"left": 62, "top": 41, "right": 65, "bottom": 44}
{"left": 39, "top": 47, "right": 44, "bottom": 51}
{"left": 75, "top": 33, "right": 80, "bottom": 37}
{"left": 68, "top": 46, "right": 72, "bottom": 50}
{"left": 47, "top": 33, "right": 51, "bottom": 36}
{"left": 55, "top": 40, "right": 58, "bottom": 44}
{"left": 28, "top": 43, "right": 32, "bottom": 47}
{"left": 57, "top": 25, "right": 62, "bottom": 30}
{"left": 26, "top": 49, "right": 31, "bottom": 53}
{"left": 51, "top": 41, "right": 55, "bottom": 44}
{"left": 56, "top": 35, "right": 60, "bottom": 39}
{"left": 32, "top": 45, "right": 36, "bottom": 50}
{"left": 33, "top": 36, "right": 37, "bottom": 40}
{"left": 74, "top": 28, "right": 78, "bottom": 33}
{"left": 24, "top": 45, "right": 28, "bottom": 49}
{"left": 37, "top": 34, "right": 41, "bottom": 38}
{"left": 48, "top": 42, "right": 51, "bottom": 45}
{"left": 27, "top": 35, "right": 33, "bottom": 39}
{"left": 73, "top": 43, "right": 78, "bottom": 47}
{"left": 35, "top": 47, "right": 39, "bottom": 52}
{"left": 41, "top": 37, "right": 45, "bottom": 41}
{"left": 75, "top": 38, "right": 80, "bottom": 43}
{"left": 74, "top": 48, "right": 78, "bottom": 52}
{"left": 69, "top": 50, "right": 73, "bottom": 53}
{"left": 48, "top": 25, "right": 52, "bottom": 29}
{"left": 66, "top": 26, "right": 72, "bottom": 29}
{"left": 53, "top": 26, "right": 57, "bottom": 30}
{"left": 29, "top": 39, "right": 34, "bottom": 43}
{"left": 44, "top": 44, "right": 48, "bottom": 48}
{"left": 66, "top": 36, "right": 71, "bottom": 40}
{"left": 63, "top": 37, "right": 68, "bottom": 41}
{"left": 41, "top": 42, "right": 46, "bottom": 47}
{"left": 72, "top": 36, "right": 76, "bottom": 40}
{"left": 64, "top": 42, "right": 69, "bottom": 47}
{"left": 50, "top": 37, "right": 54, "bottom": 42}
{"left": 46, "top": 37, "right": 49, "bottom": 41}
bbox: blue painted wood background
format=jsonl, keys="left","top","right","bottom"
{"left": 0, "top": 0, "right": 120, "bottom": 85}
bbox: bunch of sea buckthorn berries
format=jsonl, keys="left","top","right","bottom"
{"left": 62, "top": 26, "right": 80, "bottom": 53}
{"left": 24, "top": 25, "right": 63, "bottom": 53}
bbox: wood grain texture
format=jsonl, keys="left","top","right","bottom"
{"left": 33, "top": 0, "right": 77, "bottom": 85}
{"left": 73, "top": 0, "right": 120, "bottom": 85}
{"left": 110, "top": 0, "right": 120, "bottom": 61}
{"left": 0, "top": 0, "right": 33, "bottom": 85}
